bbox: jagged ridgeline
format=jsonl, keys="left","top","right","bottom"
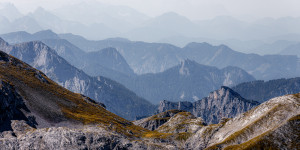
{"left": 156, "top": 86, "right": 260, "bottom": 124}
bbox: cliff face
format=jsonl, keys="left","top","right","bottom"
{"left": 157, "top": 86, "right": 259, "bottom": 124}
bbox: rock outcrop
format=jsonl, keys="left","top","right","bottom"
{"left": 157, "top": 86, "right": 260, "bottom": 124}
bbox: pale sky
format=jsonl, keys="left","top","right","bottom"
{"left": 1, "top": 0, "right": 300, "bottom": 20}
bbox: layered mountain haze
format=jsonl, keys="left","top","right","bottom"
{"left": 58, "top": 33, "right": 299, "bottom": 80}
{"left": 0, "top": 38, "right": 155, "bottom": 120}
{"left": 1, "top": 30, "right": 135, "bottom": 78}
{"left": 0, "top": 1, "right": 299, "bottom": 149}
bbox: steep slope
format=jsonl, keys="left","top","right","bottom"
{"left": 186, "top": 93, "right": 300, "bottom": 150}
{"left": 116, "top": 59, "right": 255, "bottom": 104}
{"left": 156, "top": 86, "right": 259, "bottom": 124}
{"left": 0, "top": 38, "right": 155, "bottom": 120}
{"left": 232, "top": 77, "right": 300, "bottom": 103}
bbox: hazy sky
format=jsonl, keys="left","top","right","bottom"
{"left": 2, "top": 0, "right": 300, "bottom": 20}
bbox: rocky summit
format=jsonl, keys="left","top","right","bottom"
{"left": 0, "top": 50, "right": 299, "bottom": 149}
{"left": 157, "top": 86, "right": 260, "bottom": 124}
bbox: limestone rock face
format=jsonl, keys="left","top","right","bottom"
{"left": 157, "top": 86, "right": 259, "bottom": 124}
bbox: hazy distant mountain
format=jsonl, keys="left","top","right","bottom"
{"left": 29, "top": 7, "right": 118, "bottom": 40}
{"left": 0, "top": 38, "right": 155, "bottom": 120}
{"left": 1, "top": 3, "right": 300, "bottom": 45}
{"left": 159, "top": 36, "right": 298, "bottom": 55}
{"left": 279, "top": 42, "right": 300, "bottom": 57}
{"left": 1, "top": 16, "right": 43, "bottom": 34}
{"left": 83, "top": 47, "right": 134, "bottom": 76}
{"left": 112, "top": 59, "right": 255, "bottom": 104}
{"left": 1, "top": 30, "right": 134, "bottom": 78}
{"left": 123, "top": 12, "right": 198, "bottom": 41}
{"left": 0, "top": 3, "right": 22, "bottom": 21}
{"left": 156, "top": 86, "right": 259, "bottom": 124}
{"left": 60, "top": 33, "right": 299, "bottom": 80}
{"left": 53, "top": 1, "right": 150, "bottom": 32}
{"left": 182, "top": 42, "right": 299, "bottom": 80}
{"left": 232, "top": 77, "right": 300, "bottom": 103}
{"left": 59, "top": 33, "right": 182, "bottom": 74}
{"left": 250, "top": 40, "right": 298, "bottom": 55}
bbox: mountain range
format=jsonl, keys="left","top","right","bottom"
{"left": 0, "top": 38, "right": 155, "bottom": 120}
{"left": 1, "top": 2, "right": 300, "bottom": 55}
{"left": 58, "top": 32, "right": 300, "bottom": 80}
{"left": 0, "top": 44, "right": 299, "bottom": 149}
{"left": 2, "top": 30, "right": 299, "bottom": 103}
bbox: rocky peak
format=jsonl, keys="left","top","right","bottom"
{"left": 156, "top": 86, "right": 260, "bottom": 124}
{"left": 208, "top": 86, "right": 241, "bottom": 100}
{"left": 178, "top": 59, "right": 205, "bottom": 76}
